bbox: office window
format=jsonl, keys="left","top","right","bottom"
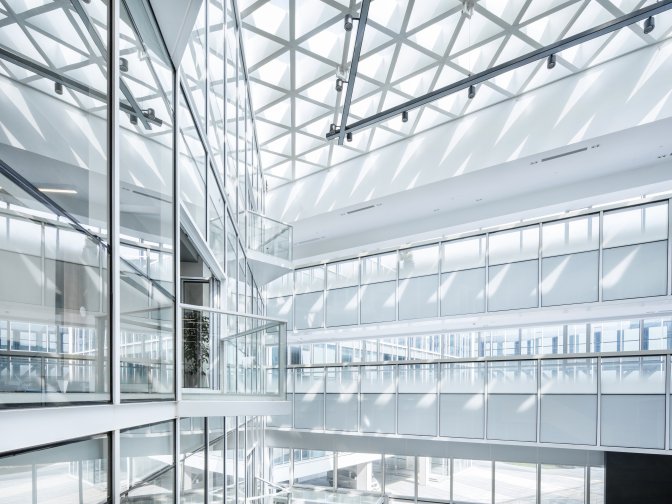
{"left": 120, "top": 422, "right": 175, "bottom": 502}
{"left": 0, "top": 436, "right": 108, "bottom": 503}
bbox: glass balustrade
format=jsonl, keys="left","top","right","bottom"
{"left": 246, "top": 211, "right": 292, "bottom": 261}
{"left": 180, "top": 305, "right": 286, "bottom": 398}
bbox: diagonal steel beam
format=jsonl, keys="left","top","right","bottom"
{"left": 326, "top": 0, "right": 672, "bottom": 141}
{"left": 336, "top": 0, "right": 371, "bottom": 145}
{"left": 69, "top": 0, "right": 153, "bottom": 130}
{"left": 0, "top": 46, "right": 163, "bottom": 126}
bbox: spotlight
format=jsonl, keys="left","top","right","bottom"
{"left": 54, "top": 82, "right": 63, "bottom": 95}
{"left": 143, "top": 108, "right": 155, "bottom": 120}
{"left": 644, "top": 16, "right": 655, "bottom": 34}
{"left": 344, "top": 14, "right": 358, "bottom": 32}
{"left": 329, "top": 123, "right": 337, "bottom": 134}
{"left": 335, "top": 78, "right": 348, "bottom": 92}
{"left": 120, "top": 57, "right": 129, "bottom": 72}
{"left": 130, "top": 114, "right": 138, "bottom": 125}
{"left": 547, "top": 53, "right": 556, "bottom": 69}
{"left": 468, "top": 84, "right": 476, "bottom": 99}
{"left": 346, "top": 132, "right": 353, "bottom": 142}
{"left": 401, "top": 110, "right": 408, "bottom": 123}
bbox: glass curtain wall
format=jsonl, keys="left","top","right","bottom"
{"left": 118, "top": 0, "right": 175, "bottom": 401}
{"left": 286, "top": 314, "right": 672, "bottom": 366}
{"left": 0, "top": 0, "right": 110, "bottom": 406}
{"left": 268, "top": 200, "right": 671, "bottom": 334}
{"left": 270, "top": 450, "right": 603, "bottom": 504}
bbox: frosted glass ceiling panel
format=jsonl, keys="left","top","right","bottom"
{"left": 237, "top": 0, "right": 672, "bottom": 186}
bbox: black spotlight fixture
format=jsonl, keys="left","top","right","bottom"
{"left": 143, "top": 108, "right": 155, "bottom": 120}
{"left": 468, "top": 84, "right": 476, "bottom": 99}
{"left": 644, "top": 16, "right": 655, "bottom": 34}
{"left": 401, "top": 110, "right": 408, "bottom": 123}
{"left": 344, "top": 13, "right": 359, "bottom": 32}
{"left": 335, "top": 77, "right": 348, "bottom": 92}
{"left": 547, "top": 53, "right": 557, "bottom": 69}
{"left": 54, "top": 82, "right": 63, "bottom": 95}
{"left": 130, "top": 114, "right": 138, "bottom": 125}
{"left": 120, "top": 57, "right": 129, "bottom": 72}
{"left": 346, "top": 132, "right": 353, "bottom": 142}
{"left": 329, "top": 123, "right": 337, "bottom": 134}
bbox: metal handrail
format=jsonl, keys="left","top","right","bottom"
{"left": 289, "top": 349, "right": 672, "bottom": 369}
{"left": 180, "top": 303, "right": 287, "bottom": 324}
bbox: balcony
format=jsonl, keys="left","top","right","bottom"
{"left": 269, "top": 352, "right": 671, "bottom": 453}
{"left": 181, "top": 305, "right": 287, "bottom": 400}
{"left": 246, "top": 211, "right": 293, "bottom": 285}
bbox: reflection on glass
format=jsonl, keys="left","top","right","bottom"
{"left": 293, "top": 450, "right": 333, "bottom": 487}
{"left": 0, "top": 0, "right": 109, "bottom": 406}
{"left": 453, "top": 459, "right": 491, "bottom": 504}
{"left": 120, "top": 421, "right": 175, "bottom": 503}
{"left": 384, "top": 455, "right": 414, "bottom": 498}
{"left": 540, "top": 464, "right": 584, "bottom": 503}
{"left": 180, "top": 417, "right": 206, "bottom": 503}
{"left": 417, "top": 457, "right": 450, "bottom": 501}
{"left": 119, "top": 1, "right": 175, "bottom": 401}
{"left": 494, "top": 461, "right": 536, "bottom": 503}
{"left": 208, "top": 417, "right": 225, "bottom": 503}
{"left": 336, "top": 453, "right": 382, "bottom": 492}
{"left": 0, "top": 436, "right": 108, "bottom": 503}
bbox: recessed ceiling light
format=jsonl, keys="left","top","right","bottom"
{"left": 38, "top": 188, "right": 78, "bottom": 195}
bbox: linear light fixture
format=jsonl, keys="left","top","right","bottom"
{"left": 38, "top": 188, "right": 78, "bottom": 195}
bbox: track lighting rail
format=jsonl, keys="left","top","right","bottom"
{"left": 326, "top": 0, "right": 672, "bottom": 142}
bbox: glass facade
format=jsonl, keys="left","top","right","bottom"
{"left": 269, "top": 201, "right": 671, "bottom": 332}
{"left": 0, "top": 1, "right": 671, "bottom": 504}
{"left": 269, "top": 449, "right": 604, "bottom": 504}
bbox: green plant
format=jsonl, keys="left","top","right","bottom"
{"left": 183, "top": 310, "right": 210, "bottom": 388}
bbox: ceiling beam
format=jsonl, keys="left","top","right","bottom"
{"left": 326, "top": 0, "right": 672, "bottom": 141}
{"left": 336, "top": 0, "right": 371, "bottom": 145}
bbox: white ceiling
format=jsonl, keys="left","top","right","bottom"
{"left": 238, "top": 0, "right": 672, "bottom": 188}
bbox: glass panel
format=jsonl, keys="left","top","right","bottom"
{"left": 494, "top": 462, "right": 536, "bottom": 504}
{"left": 441, "top": 362, "right": 485, "bottom": 393}
{"left": 180, "top": 417, "right": 206, "bottom": 503}
{"left": 540, "top": 358, "right": 597, "bottom": 394}
{"left": 590, "top": 466, "right": 605, "bottom": 504}
{"left": 590, "top": 320, "right": 640, "bottom": 353}
{"left": 542, "top": 214, "right": 599, "bottom": 256}
{"left": 488, "top": 360, "right": 537, "bottom": 394}
{"left": 603, "top": 202, "right": 668, "bottom": 248}
{"left": 642, "top": 316, "right": 672, "bottom": 351}
{"left": 295, "top": 266, "right": 325, "bottom": 294}
{"left": 336, "top": 453, "right": 382, "bottom": 492}
{"left": 208, "top": 168, "right": 225, "bottom": 269}
{"left": 361, "top": 252, "right": 397, "bottom": 284}
{"left": 327, "top": 259, "right": 359, "bottom": 289}
{"left": 442, "top": 235, "right": 486, "bottom": 271}
{"left": 270, "top": 448, "right": 290, "bottom": 486}
{"left": 208, "top": 417, "right": 225, "bottom": 503}
{"left": 453, "top": 459, "right": 491, "bottom": 504}
{"left": 293, "top": 450, "right": 333, "bottom": 487}
{"left": 120, "top": 421, "right": 174, "bottom": 502}
{"left": 601, "top": 356, "right": 665, "bottom": 394}
{"left": 540, "top": 464, "right": 585, "bottom": 503}
{"left": 181, "top": 2, "right": 207, "bottom": 125}
{"left": 489, "top": 226, "right": 539, "bottom": 265}
{"left": 0, "top": 436, "right": 108, "bottom": 503}
{"left": 399, "top": 244, "right": 439, "bottom": 278}
{"left": 0, "top": 0, "right": 109, "bottom": 406}
{"left": 418, "top": 457, "right": 450, "bottom": 502}
{"left": 119, "top": 3, "right": 175, "bottom": 401}
{"left": 384, "top": 455, "right": 414, "bottom": 498}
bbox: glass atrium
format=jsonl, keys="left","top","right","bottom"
{"left": 0, "top": 0, "right": 671, "bottom": 503}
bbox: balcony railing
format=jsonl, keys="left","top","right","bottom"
{"left": 247, "top": 210, "right": 293, "bottom": 262}
{"left": 181, "top": 304, "right": 287, "bottom": 399}
{"left": 270, "top": 352, "right": 672, "bottom": 453}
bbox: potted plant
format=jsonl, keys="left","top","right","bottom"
{"left": 183, "top": 310, "right": 210, "bottom": 388}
